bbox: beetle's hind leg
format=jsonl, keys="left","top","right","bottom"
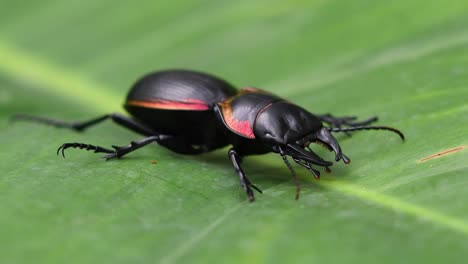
{"left": 57, "top": 143, "right": 115, "bottom": 157}
{"left": 228, "top": 148, "right": 262, "bottom": 202}
{"left": 58, "top": 135, "right": 172, "bottom": 160}
{"left": 12, "top": 113, "right": 155, "bottom": 136}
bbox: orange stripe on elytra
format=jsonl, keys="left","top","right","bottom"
{"left": 126, "top": 99, "right": 209, "bottom": 111}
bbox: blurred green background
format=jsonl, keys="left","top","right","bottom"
{"left": 1, "top": 0, "right": 467, "bottom": 263}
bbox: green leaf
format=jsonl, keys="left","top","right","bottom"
{"left": 1, "top": 1, "right": 467, "bottom": 263}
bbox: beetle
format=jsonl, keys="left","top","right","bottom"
{"left": 13, "top": 69, "right": 404, "bottom": 201}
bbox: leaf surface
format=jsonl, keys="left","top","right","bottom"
{"left": 1, "top": 1, "right": 467, "bottom": 263}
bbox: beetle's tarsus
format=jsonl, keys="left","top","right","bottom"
{"left": 228, "top": 148, "right": 261, "bottom": 202}
{"left": 57, "top": 143, "right": 115, "bottom": 159}
{"left": 293, "top": 157, "right": 321, "bottom": 179}
{"left": 279, "top": 147, "right": 301, "bottom": 200}
{"left": 56, "top": 136, "right": 160, "bottom": 161}
{"left": 241, "top": 180, "right": 256, "bottom": 202}
{"left": 287, "top": 143, "right": 333, "bottom": 167}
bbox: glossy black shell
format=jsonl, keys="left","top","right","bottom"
{"left": 126, "top": 69, "right": 237, "bottom": 105}
{"left": 124, "top": 70, "right": 238, "bottom": 151}
{"left": 254, "top": 101, "right": 323, "bottom": 144}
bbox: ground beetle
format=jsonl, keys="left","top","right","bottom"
{"left": 13, "top": 69, "right": 404, "bottom": 201}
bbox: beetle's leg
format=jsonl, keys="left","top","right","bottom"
{"left": 292, "top": 158, "right": 322, "bottom": 179}
{"left": 278, "top": 147, "right": 301, "bottom": 200}
{"left": 57, "top": 143, "right": 115, "bottom": 157}
{"left": 12, "top": 113, "right": 156, "bottom": 136}
{"left": 228, "top": 148, "right": 262, "bottom": 202}
{"left": 318, "top": 114, "right": 378, "bottom": 128}
{"left": 158, "top": 138, "right": 208, "bottom": 155}
{"left": 318, "top": 114, "right": 378, "bottom": 137}
{"left": 58, "top": 135, "right": 171, "bottom": 160}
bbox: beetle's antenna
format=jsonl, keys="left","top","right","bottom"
{"left": 278, "top": 146, "right": 300, "bottom": 200}
{"left": 329, "top": 126, "right": 405, "bottom": 141}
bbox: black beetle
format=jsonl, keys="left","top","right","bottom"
{"left": 13, "top": 69, "right": 404, "bottom": 201}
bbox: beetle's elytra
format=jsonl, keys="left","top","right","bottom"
{"left": 13, "top": 69, "right": 404, "bottom": 201}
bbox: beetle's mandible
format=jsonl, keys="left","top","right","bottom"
{"left": 13, "top": 69, "right": 404, "bottom": 201}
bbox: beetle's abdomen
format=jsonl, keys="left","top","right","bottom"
{"left": 124, "top": 70, "right": 237, "bottom": 148}
{"left": 125, "top": 69, "right": 237, "bottom": 110}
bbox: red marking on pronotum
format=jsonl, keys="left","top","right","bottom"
{"left": 219, "top": 98, "right": 255, "bottom": 139}
{"left": 418, "top": 146, "right": 466, "bottom": 163}
{"left": 223, "top": 112, "right": 255, "bottom": 139}
{"left": 126, "top": 99, "right": 209, "bottom": 111}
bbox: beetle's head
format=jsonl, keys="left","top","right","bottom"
{"left": 254, "top": 101, "right": 350, "bottom": 172}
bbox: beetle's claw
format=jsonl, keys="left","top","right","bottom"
{"left": 56, "top": 145, "right": 66, "bottom": 158}
{"left": 247, "top": 188, "right": 255, "bottom": 202}
{"left": 311, "top": 168, "right": 320, "bottom": 179}
{"left": 250, "top": 184, "right": 263, "bottom": 194}
{"left": 56, "top": 142, "right": 115, "bottom": 159}
{"left": 56, "top": 143, "right": 76, "bottom": 158}
{"left": 244, "top": 184, "right": 257, "bottom": 201}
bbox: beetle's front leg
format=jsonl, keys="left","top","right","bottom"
{"left": 318, "top": 114, "right": 378, "bottom": 128}
{"left": 318, "top": 114, "right": 378, "bottom": 136}
{"left": 292, "top": 158, "right": 322, "bottom": 179}
{"left": 228, "top": 148, "right": 262, "bottom": 202}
